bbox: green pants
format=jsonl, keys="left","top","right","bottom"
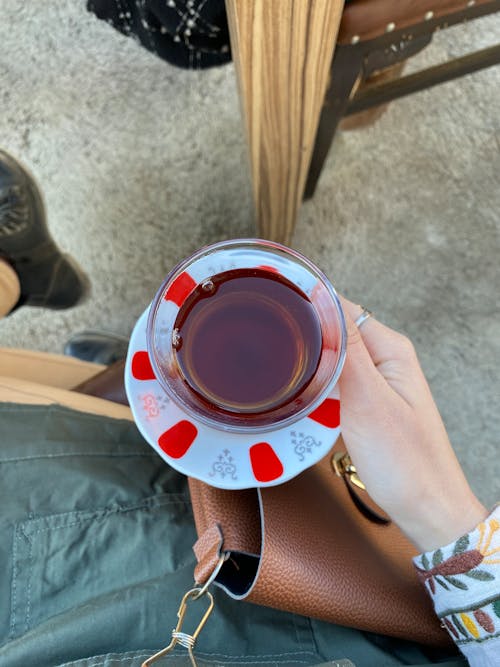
{"left": 0, "top": 404, "right": 465, "bottom": 667}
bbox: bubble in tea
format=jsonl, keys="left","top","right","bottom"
{"left": 172, "top": 268, "right": 323, "bottom": 417}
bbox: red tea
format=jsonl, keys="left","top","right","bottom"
{"left": 172, "top": 268, "right": 322, "bottom": 415}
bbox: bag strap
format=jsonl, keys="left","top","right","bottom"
{"left": 193, "top": 524, "right": 225, "bottom": 586}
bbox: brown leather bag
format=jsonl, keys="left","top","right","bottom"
{"left": 189, "top": 437, "right": 452, "bottom": 649}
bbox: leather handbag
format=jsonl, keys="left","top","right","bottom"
{"left": 189, "top": 437, "right": 452, "bottom": 649}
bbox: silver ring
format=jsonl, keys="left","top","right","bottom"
{"left": 354, "top": 307, "right": 373, "bottom": 328}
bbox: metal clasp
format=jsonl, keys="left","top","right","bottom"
{"left": 331, "top": 451, "right": 366, "bottom": 490}
{"left": 141, "top": 587, "right": 215, "bottom": 667}
{"left": 331, "top": 451, "right": 390, "bottom": 525}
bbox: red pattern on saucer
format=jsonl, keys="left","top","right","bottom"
{"left": 250, "top": 442, "right": 284, "bottom": 483}
{"left": 131, "top": 351, "right": 156, "bottom": 381}
{"left": 158, "top": 420, "right": 198, "bottom": 459}
{"left": 308, "top": 398, "right": 341, "bottom": 428}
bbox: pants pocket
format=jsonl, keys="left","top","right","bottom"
{"left": 9, "top": 493, "right": 194, "bottom": 641}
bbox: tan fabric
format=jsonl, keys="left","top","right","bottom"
{"left": 0, "top": 347, "right": 106, "bottom": 389}
{"left": 0, "top": 274, "right": 129, "bottom": 419}
{"left": 0, "top": 375, "right": 133, "bottom": 420}
{"left": 0, "top": 259, "right": 21, "bottom": 317}
{"left": 0, "top": 334, "right": 127, "bottom": 419}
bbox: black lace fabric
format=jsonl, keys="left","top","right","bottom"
{"left": 87, "top": 0, "right": 231, "bottom": 69}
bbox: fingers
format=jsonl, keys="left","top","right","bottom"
{"left": 340, "top": 296, "right": 417, "bottom": 368}
{"left": 339, "top": 295, "right": 429, "bottom": 410}
{"left": 338, "top": 299, "right": 388, "bottom": 410}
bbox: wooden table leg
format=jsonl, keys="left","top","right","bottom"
{"left": 225, "top": 0, "right": 344, "bottom": 244}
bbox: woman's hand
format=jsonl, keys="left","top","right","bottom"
{"left": 338, "top": 297, "right": 488, "bottom": 552}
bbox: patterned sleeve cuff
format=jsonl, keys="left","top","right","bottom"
{"left": 413, "top": 505, "right": 500, "bottom": 650}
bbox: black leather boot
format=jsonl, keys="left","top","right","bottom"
{"left": 0, "top": 150, "right": 89, "bottom": 311}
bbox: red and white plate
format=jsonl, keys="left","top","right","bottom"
{"left": 125, "top": 307, "right": 341, "bottom": 489}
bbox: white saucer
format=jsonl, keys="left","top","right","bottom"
{"left": 125, "top": 307, "right": 341, "bottom": 489}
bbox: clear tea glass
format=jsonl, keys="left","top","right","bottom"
{"left": 147, "top": 239, "right": 346, "bottom": 433}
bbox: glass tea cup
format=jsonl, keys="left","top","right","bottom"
{"left": 147, "top": 239, "right": 346, "bottom": 434}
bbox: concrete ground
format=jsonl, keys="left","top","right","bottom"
{"left": 0, "top": 2, "right": 498, "bottom": 507}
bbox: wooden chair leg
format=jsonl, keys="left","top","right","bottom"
{"left": 304, "top": 46, "right": 364, "bottom": 200}
{"left": 225, "top": 0, "right": 344, "bottom": 244}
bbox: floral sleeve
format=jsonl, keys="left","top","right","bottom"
{"left": 413, "top": 505, "right": 500, "bottom": 666}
